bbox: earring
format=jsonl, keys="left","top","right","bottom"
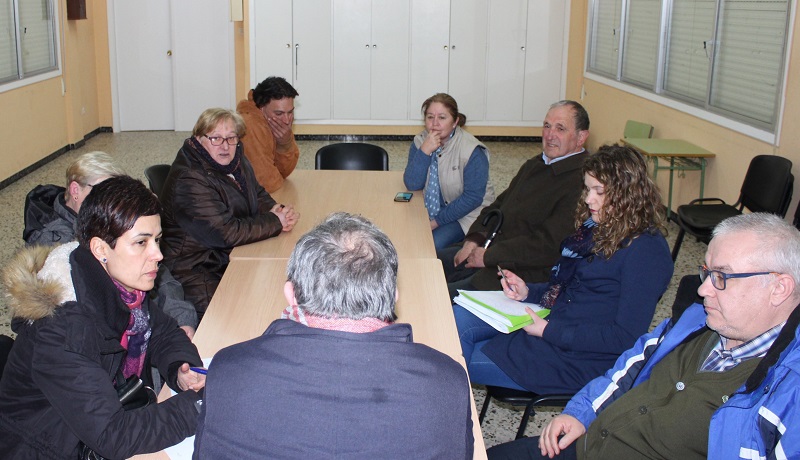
{"left": 73, "top": 196, "right": 78, "bottom": 201}
{"left": 102, "top": 258, "right": 107, "bottom": 264}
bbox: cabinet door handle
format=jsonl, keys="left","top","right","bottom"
{"left": 521, "top": 46, "right": 526, "bottom": 51}
{"left": 373, "top": 44, "right": 376, "bottom": 48}
{"left": 450, "top": 45, "right": 455, "bottom": 50}
{"left": 444, "top": 45, "right": 448, "bottom": 50}
{"left": 286, "top": 43, "right": 290, "bottom": 48}
{"left": 365, "top": 44, "right": 370, "bottom": 48}
{"left": 295, "top": 44, "right": 299, "bottom": 80}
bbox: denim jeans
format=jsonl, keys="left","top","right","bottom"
{"left": 453, "top": 304, "right": 525, "bottom": 390}
{"left": 433, "top": 220, "right": 465, "bottom": 251}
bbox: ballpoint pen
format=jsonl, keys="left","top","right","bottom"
{"left": 190, "top": 367, "right": 208, "bottom": 375}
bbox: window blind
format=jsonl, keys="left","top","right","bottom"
{"left": 710, "top": 0, "right": 789, "bottom": 126}
{"left": 18, "top": 0, "right": 56, "bottom": 75}
{"left": 663, "top": 0, "right": 715, "bottom": 104}
{"left": 588, "top": 0, "right": 622, "bottom": 77}
{"left": 0, "top": 0, "right": 18, "bottom": 82}
{"left": 622, "top": 0, "right": 662, "bottom": 88}
{"left": 587, "top": 0, "right": 790, "bottom": 133}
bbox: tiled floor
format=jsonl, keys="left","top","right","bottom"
{"left": 0, "top": 132, "right": 708, "bottom": 448}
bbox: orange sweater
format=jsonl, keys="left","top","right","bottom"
{"left": 236, "top": 90, "right": 300, "bottom": 192}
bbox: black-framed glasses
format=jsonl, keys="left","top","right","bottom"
{"left": 698, "top": 265, "right": 776, "bottom": 290}
{"left": 204, "top": 135, "right": 239, "bottom": 146}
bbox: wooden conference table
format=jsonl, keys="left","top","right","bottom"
{"left": 135, "top": 170, "right": 487, "bottom": 459}
{"left": 231, "top": 169, "right": 435, "bottom": 259}
{"left": 622, "top": 138, "right": 716, "bottom": 218}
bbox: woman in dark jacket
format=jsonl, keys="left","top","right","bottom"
{"left": 454, "top": 144, "right": 674, "bottom": 395}
{"left": 159, "top": 108, "right": 299, "bottom": 320}
{"left": 0, "top": 176, "right": 205, "bottom": 459}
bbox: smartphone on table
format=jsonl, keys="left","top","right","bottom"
{"left": 394, "top": 192, "right": 413, "bottom": 202}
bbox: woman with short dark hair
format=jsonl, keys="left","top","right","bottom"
{"left": 0, "top": 176, "right": 205, "bottom": 458}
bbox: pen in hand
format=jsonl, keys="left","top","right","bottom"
{"left": 190, "top": 367, "right": 208, "bottom": 375}
{"left": 497, "top": 265, "right": 514, "bottom": 293}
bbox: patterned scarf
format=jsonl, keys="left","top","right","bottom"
{"left": 281, "top": 305, "right": 391, "bottom": 333}
{"left": 185, "top": 137, "right": 248, "bottom": 192}
{"left": 114, "top": 279, "right": 151, "bottom": 379}
{"left": 539, "top": 218, "right": 597, "bottom": 309}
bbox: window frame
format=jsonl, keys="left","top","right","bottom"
{"left": 585, "top": 0, "right": 796, "bottom": 144}
{"left": 0, "top": 0, "right": 62, "bottom": 94}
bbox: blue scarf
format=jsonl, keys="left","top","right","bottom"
{"left": 539, "top": 218, "right": 597, "bottom": 309}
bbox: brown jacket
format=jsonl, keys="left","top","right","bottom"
{"left": 237, "top": 90, "right": 300, "bottom": 192}
{"left": 160, "top": 138, "right": 283, "bottom": 314}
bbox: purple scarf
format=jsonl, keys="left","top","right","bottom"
{"left": 114, "top": 279, "right": 151, "bottom": 379}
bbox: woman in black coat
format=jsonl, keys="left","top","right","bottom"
{"left": 159, "top": 108, "right": 299, "bottom": 320}
{"left": 0, "top": 176, "right": 205, "bottom": 459}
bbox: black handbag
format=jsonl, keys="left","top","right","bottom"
{"left": 78, "top": 374, "right": 157, "bottom": 460}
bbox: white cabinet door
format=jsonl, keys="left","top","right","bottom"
{"left": 253, "top": 0, "right": 293, "bottom": 84}
{"left": 448, "top": 0, "right": 487, "bottom": 122}
{"left": 523, "top": 0, "right": 566, "bottom": 121}
{"left": 485, "top": 0, "right": 528, "bottom": 121}
{"left": 171, "top": 0, "right": 234, "bottom": 131}
{"left": 333, "top": 0, "right": 409, "bottom": 120}
{"left": 333, "top": 0, "right": 370, "bottom": 119}
{"left": 112, "top": 0, "right": 234, "bottom": 131}
{"left": 251, "top": 0, "right": 332, "bottom": 120}
{"left": 293, "top": 0, "right": 332, "bottom": 120}
{"left": 370, "top": 1, "right": 409, "bottom": 120}
{"left": 409, "top": 0, "right": 450, "bottom": 121}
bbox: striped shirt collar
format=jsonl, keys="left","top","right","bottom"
{"left": 701, "top": 322, "right": 785, "bottom": 372}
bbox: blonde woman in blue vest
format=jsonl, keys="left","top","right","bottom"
{"left": 404, "top": 93, "right": 495, "bottom": 250}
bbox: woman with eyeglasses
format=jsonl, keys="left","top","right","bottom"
{"left": 454, "top": 144, "right": 673, "bottom": 395}
{"left": 160, "top": 108, "right": 299, "bottom": 321}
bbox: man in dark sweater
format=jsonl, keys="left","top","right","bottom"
{"left": 194, "top": 213, "right": 474, "bottom": 459}
{"left": 488, "top": 213, "right": 800, "bottom": 460}
{"left": 438, "top": 100, "right": 590, "bottom": 296}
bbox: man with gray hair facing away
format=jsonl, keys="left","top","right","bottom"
{"left": 194, "top": 212, "right": 474, "bottom": 459}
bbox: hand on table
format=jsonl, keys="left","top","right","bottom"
{"left": 177, "top": 363, "right": 206, "bottom": 392}
{"left": 539, "top": 414, "right": 585, "bottom": 458}
{"left": 271, "top": 204, "right": 300, "bottom": 232}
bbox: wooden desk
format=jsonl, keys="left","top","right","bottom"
{"left": 622, "top": 138, "right": 716, "bottom": 218}
{"left": 231, "top": 170, "right": 435, "bottom": 259}
{"left": 134, "top": 258, "right": 487, "bottom": 459}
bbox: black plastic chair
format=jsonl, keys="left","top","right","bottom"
{"left": 793, "top": 199, "right": 800, "bottom": 231}
{"left": 144, "top": 164, "right": 172, "bottom": 196}
{"left": 478, "top": 274, "right": 703, "bottom": 440}
{"left": 670, "top": 274, "right": 704, "bottom": 324}
{"left": 671, "top": 155, "right": 793, "bottom": 261}
{"left": 479, "top": 387, "right": 572, "bottom": 440}
{"left": 315, "top": 143, "right": 389, "bottom": 171}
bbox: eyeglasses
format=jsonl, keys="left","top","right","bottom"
{"left": 204, "top": 135, "right": 239, "bottom": 146}
{"left": 698, "top": 265, "right": 776, "bottom": 290}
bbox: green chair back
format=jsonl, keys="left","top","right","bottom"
{"left": 623, "top": 120, "right": 654, "bottom": 139}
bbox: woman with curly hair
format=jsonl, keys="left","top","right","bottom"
{"left": 454, "top": 144, "right": 673, "bottom": 394}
